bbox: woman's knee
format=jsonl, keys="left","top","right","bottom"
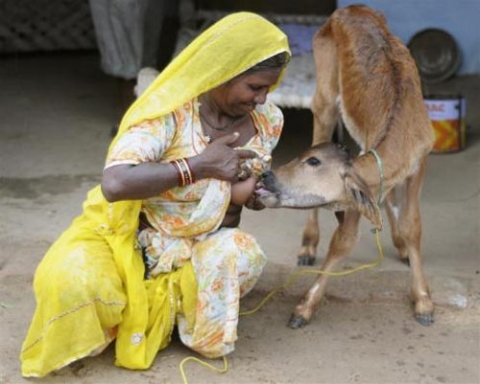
{"left": 34, "top": 241, "right": 124, "bottom": 303}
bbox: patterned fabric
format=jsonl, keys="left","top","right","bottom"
{"left": 106, "top": 98, "right": 282, "bottom": 276}
{"left": 178, "top": 228, "right": 266, "bottom": 357}
{"left": 105, "top": 98, "right": 282, "bottom": 356}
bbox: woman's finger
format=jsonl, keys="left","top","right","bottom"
{"left": 235, "top": 149, "right": 257, "bottom": 159}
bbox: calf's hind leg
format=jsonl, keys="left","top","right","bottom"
{"left": 386, "top": 159, "right": 434, "bottom": 325}
{"left": 403, "top": 159, "right": 434, "bottom": 325}
{"left": 297, "top": 210, "right": 345, "bottom": 266}
{"left": 384, "top": 186, "right": 410, "bottom": 263}
{"left": 289, "top": 211, "right": 361, "bottom": 328}
{"left": 297, "top": 208, "right": 320, "bottom": 266}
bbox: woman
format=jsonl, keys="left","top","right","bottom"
{"left": 20, "top": 12, "right": 290, "bottom": 377}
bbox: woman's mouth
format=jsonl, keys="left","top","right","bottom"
{"left": 245, "top": 103, "right": 256, "bottom": 112}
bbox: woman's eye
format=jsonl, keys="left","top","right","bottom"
{"left": 306, "top": 157, "right": 321, "bottom": 166}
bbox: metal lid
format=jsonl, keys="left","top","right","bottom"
{"left": 408, "top": 28, "right": 461, "bottom": 84}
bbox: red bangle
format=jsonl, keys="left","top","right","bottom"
{"left": 170, "top": 160, "right": 185, "bottom": 186}
{"left": 170, "top": 158, "right": 195, "bottom": 187}
{"left": 180, "top": 157, "right": 195, "bottom": 184}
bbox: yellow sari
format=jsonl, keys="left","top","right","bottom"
{"left": 20, "top": 12, "right": 290, "bottom": 377}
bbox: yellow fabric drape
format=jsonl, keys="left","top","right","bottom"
{"left": 112, "top": 11, "right": 290, "bottom": 148}
{"left": 21, "top": 12, "right": 290, "bottom": 376}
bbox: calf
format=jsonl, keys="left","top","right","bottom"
{"left": 258, "top": 5, "right": 435, "bottom": 328}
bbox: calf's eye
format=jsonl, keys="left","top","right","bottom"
{"left": 306, "top": 157, "right": 321, "bottom": 166}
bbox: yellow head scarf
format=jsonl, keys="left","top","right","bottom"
{"left": 110, "top": 11, "right": 290, "bottom": 151}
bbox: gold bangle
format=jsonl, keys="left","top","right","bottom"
{"left": 170, "top": 160, "right": 186, "bottom": 187}
{"left": 179, "top": 158, "right": 195, "bottom": 184}
{"left": 170, "top": 158, "right": 195, "bottom": 187}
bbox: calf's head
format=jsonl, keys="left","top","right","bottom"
{"left": 257, "top": 143, "right": 382, "bottom": 229}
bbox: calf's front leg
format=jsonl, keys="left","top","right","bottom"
{"left": 289, "top": 210, "right": 361, "bottom": 328}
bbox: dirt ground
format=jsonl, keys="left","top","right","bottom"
{"left": 1, "top": 52, "right": 479, "bottom": 384}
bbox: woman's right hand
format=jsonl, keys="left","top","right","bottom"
{"left": 101, "top": 132, "right": 256, "bottom": 202}
{"left": 190, "top": 132, "right": 257, "bottom": 182}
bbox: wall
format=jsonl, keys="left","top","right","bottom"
{"left": 338, "top": 0, "right": 480, "bottom": 75}
{"left": 198, "top": 0, "right": 336, "bottom": 15}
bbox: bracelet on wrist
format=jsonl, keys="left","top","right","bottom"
{"left": 170, "top": 158, "right": 195, "bottom": 187}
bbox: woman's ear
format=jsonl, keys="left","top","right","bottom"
{"left": 343, "top": 170, "right": 383, "bottom": 230}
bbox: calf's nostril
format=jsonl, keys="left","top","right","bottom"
{"left": 260, "top": 171, "right": 272, "bottom": 180}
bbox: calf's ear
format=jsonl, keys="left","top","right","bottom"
{"left": 343, "top": 169, "right": 383, "bottom": 230}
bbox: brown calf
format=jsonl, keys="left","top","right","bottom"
{"left": 258, "top": 5, "right": 435, "bottom": 328}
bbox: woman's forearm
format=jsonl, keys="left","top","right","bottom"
{"left": 101, "top": 133, "right": 256, "bottom": 202}
{"left": 101, "top": 162, "right": 182, "bottom": 202}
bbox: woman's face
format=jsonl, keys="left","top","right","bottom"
{"left": 212, "top": 68, "right": 283, "bottom": 117}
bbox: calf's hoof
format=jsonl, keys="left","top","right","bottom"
{"left": 297, "top": 254, "right": 315, "bottom": 266}
{"left": 415, "top": 312, "right": 434, "bottom": 326}
{"left": 288, "top": 314, "right": 309, "bottom": 329}
{"left": 400, "top": 257, "right": 411, "bottom": 267}
{"left": 413, "top": 295, "right": 434, "bottom": 326}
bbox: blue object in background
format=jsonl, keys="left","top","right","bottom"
{"left": 279, "top": 24, "right": 320, "bottom": 56}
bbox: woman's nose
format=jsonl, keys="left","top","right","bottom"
{"left": 254, "top": 90, "right": 268, "bottom": 105}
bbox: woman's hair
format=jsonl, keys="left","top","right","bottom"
{"left": 245, "top": 51, "right": 290, "bottom": 74}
